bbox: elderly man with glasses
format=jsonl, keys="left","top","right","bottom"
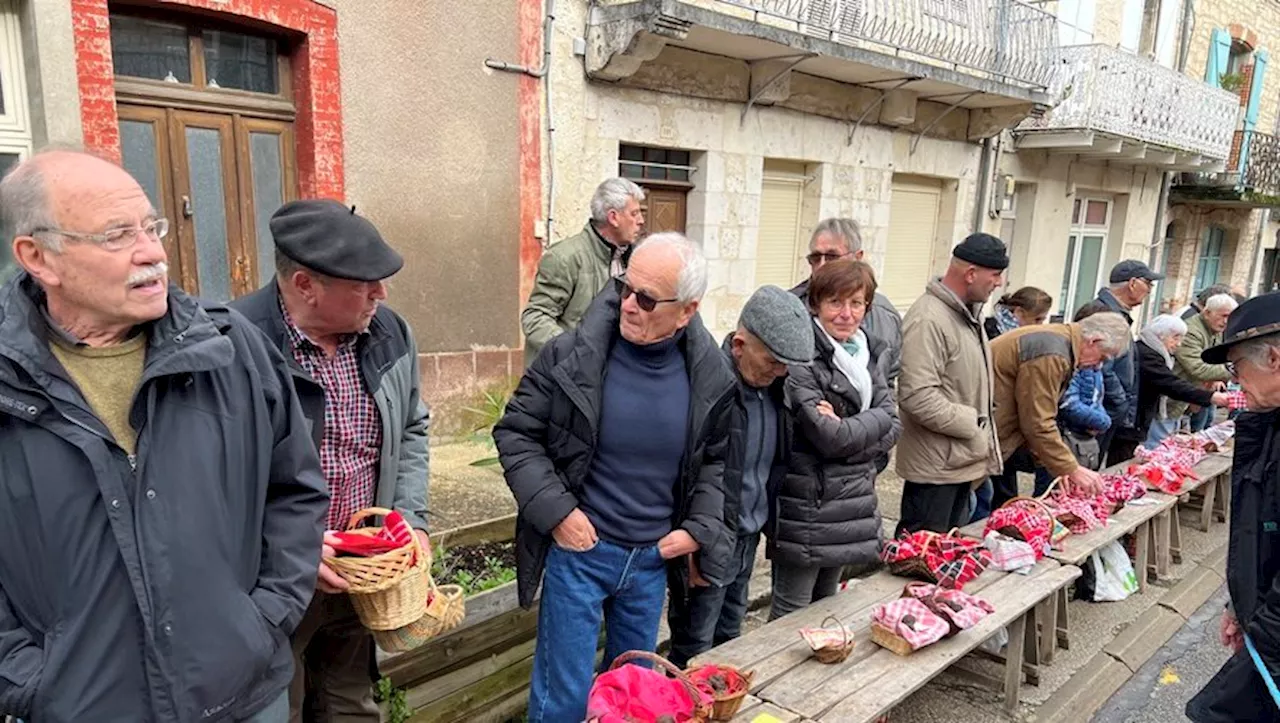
{"left": 495, "top": 232, "right": 736, "bottom": 723}
{"left": 0, "top": 149, "right": 328, "bottom": 723}
{"left": 791, "top": 217, "right": 902, "bottom": 387}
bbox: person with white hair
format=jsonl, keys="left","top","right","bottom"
{"left": 1172, "top": 293, "right": 1240, "bottom": 431}
{"left": 1132, "top": 314, "right": 1233, "bottom": 452}
{"left": 988, "top": 311, "right": 1132, "bottom": 507}
{"left": 495, "top": 232, "right": 736, "bottom": 723}
{"left": 520, "top": 177, "right": 646, "bottom": 364}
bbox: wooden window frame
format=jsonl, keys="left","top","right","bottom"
{"left": 110, "top": 7, "right": 295, "bottom": 120}
{"left": 0, "top": 0, "right": 30, "bottom": 140}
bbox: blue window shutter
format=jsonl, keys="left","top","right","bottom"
{"left": 1247, "top": 50, "right": 1270, "bottom": 128}
{"left": 1207, "top": 28, "right": 1232, "bottom": 85}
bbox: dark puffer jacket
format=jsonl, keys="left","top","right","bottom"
{"left": 494, "top": 283, "right": 738, "bottom": 608}
{"left": 768, "top": 324, "right": 901, "bottom": 568}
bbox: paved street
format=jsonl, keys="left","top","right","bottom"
{"left": 1094, "top": 586, "right": 1233, "bottom": 723}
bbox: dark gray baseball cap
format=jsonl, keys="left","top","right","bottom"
{"left": 1109, "top": 259, "right": 1165, "bottom": 284}
{"left": 738, "top": 285, "right": 815, "bottom": 366}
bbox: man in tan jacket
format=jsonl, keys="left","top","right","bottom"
{"left": 896, "top": 234, "right": 1007, "bottom": 534}
{"left": 988, "top": 313, "right": 1132, "bottom": 509}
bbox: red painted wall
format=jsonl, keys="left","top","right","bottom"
{"left": 71, "top": 0, "right": 343, "bottom": 200}
{"left": 517, "top": 0, "right": 543, "bottom": 307}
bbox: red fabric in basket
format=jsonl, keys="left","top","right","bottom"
{"left": 983, "top": 504, "right": 1051, "bottom": 559}
{"left": 327, "top": 511, "right": 416, "bottom": 560}
{"left": 586, "top": 663, "right": 710, "bottom": 723}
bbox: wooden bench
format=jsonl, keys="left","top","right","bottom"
{"left": 691, "top": 561, "right": 1079, "bottom": 722}
{"left": 958, "top": 488, "right": 1177, "bottom": 657}
{"left": 1184, "top": 452, "right": 1232, "bottom": 534}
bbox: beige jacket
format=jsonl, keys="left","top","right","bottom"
{"left": 895, "top": 279, "right": 1002, "bottom": 484}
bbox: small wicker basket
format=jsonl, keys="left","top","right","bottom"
{"left": 372, "top": 582, "right": 466, "bottom": 653}
{"left": 805, "top": 615, "right": 854, "bottom": 664}
{"left": 871, "top": 622, "right": 915, "bottom": 656}
{"left": 684, "top": 664, "right": 754, "bottom": 721}
{"left": 323, "top": 507, "right": 430, "bottom": 631}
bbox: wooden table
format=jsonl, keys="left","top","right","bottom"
{"left": 1185, "top": 452, "right": 1233, "bottom": 534}
{"left": 692, "top": 562, "right": 1080, "bottom": 722}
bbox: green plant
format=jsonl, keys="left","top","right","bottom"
{"left": 1220, "top": 72, "right": 1247, "bottom": 92}
{"left": 463, "top": 378, "right": 517, "bottom": 467}
{"left": 375, "top": 676, "right": 412, "bottom": 723}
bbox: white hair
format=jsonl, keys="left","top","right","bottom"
{"left": 632, "top": 231, "right": 708, "bottom": 303}
{"left": 1204, "top": 293, "right": 1239, "bottom": 314}
{"left": 1079, "top": 311, "right": 1135, "bottom": 356}
{"left": 809, "top": 217, "right": 862, "bottom": 253}
{"left": 1144, "top": 313, "right": 1188, "bottom": 341}
{"left": 1238, "top": 334, "right": 1280, "bottom": 366}
{"left": 590, "top": 177, "right": 645, "bottom": 225}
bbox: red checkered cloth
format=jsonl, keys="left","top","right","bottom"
{"left": 1102, "top": 473, "right": 1147, "bottom": 507}
{"left": 983, "top": 502, "right": 1052, "bottom": 559}
{"left": 1223, "top": 390, "right": 1248, "bottom": 410}
{"left": 1045, "top": 488, "right": 1107, "bottom": 534}
{"left": 326, "top": 510, "right": 418, "bottom": 563}
{"left": 282, "top": 301, "right": 383, "bottom": 532}
{"left": 1127, "top": 460, "right": 1199, "bottom": 495}
{"left": 902, "top": 583, "right": 996, "bottom": 632}
{"left": 882, "top": 531, "right": 992, "bottom": 590}
{"left": 873, "top": 598, "right": 951, "bottom": 650}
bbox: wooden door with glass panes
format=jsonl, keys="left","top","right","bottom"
{"left": 111, "top": 12, "right": 297, "bottom": 301}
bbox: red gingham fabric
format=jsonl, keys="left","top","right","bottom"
{"left": 1223, "top": 390, "right": 1248, "bottom": 410}
{"left": 882, "top": 531, "right": 992, "bottom": 590}
{"left": 903, "top": 584, "right": 995, "bottom": 631}
{"left": 984, "top": 503, "right": 1051, "bottom": 559}
{"left": 1102, "top": 473, "right": 1147, "bottom": 507}
{"left": 282, "top": 301, "right": 383, "bottom": 531}
{"left": 1045, "top": 488, "right": 1106, "bottom": 534}
{"left": 873, "top": 598, "right": 951, "bottom": 650}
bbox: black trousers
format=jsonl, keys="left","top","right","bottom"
{"left": 896, "top": 481, "right": 973, "bottom": 536}
{"left": 991, "top": 447, "right": 1038, "bottom": 511}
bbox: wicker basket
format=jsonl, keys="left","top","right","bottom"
{"left": 886, "top": 529, "right": 943, "bottom": 582}
{"left": 806, "top": 615, "right": 854, "bottom": 664}
{"left": 871, "top": 622, "right": 914, "bottom": 656}
{"left": 602, "top": 651, "right": 712, "bottom": 722}
{"left": 684, "top": 665, "right": 754, "bottom": 721}
{"left": 323, "top": 507, "right": 430, "bottom": 631}
{"left": 371, "top": 583, "right": 466, "bottom": 653}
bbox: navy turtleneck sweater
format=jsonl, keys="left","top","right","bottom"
{"left": 580, "top": 332, "right": 691, "bottom": 546}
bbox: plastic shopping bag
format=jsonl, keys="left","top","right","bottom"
{"left": 1087, "top": 540, "right": 1139, "bottom": 602}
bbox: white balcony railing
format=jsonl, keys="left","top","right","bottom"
{"left": 720, "top": 0, "right": 1059, "bottom": 89}
{"left": 1019, "top": 44, "right": 1238, "bottom": 159}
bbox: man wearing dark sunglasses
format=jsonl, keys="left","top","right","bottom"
{"left": 790, "top": 217, "right": 902, "bottom": 388}
{"left": 521, "top": 177, "right": 646, "bottom": 365}
{"left": 495, "top": 232, "right": 736, "bottom": 723}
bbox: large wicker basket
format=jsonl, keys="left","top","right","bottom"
{"left": 323, "top": 507, "right": 430, "bottom": 631}
{"left": 372, "top": 582, "right": 466, "bottom": 653}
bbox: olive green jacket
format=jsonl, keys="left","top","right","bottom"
{"left": 520, "top": 223, "right": 624, "bottom": 366}
{"left": 1169, "top": 313, "right": 1231, "bottom": 418}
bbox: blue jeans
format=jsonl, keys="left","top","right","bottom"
{"left": 1190, "top": 405, "right": 1214, "bottom": 432}
{"left": 970, "top": 479, "right": 994, "bottom": 523}
{"left": 528, "top": 539, "right": 666, "bottom": 723}
{"left": 667, "top": 532, "right": 759, "bottom": 668}
{"left": 1145, "top": 417, "right": 1181, "bottom": 448}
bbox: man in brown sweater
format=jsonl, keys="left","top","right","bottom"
{"left": 988, "top": 312, "right": 1132, "bottom": 509}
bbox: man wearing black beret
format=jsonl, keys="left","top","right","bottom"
{"left": 231, "top": 199, "right": 431, "bottom": 722}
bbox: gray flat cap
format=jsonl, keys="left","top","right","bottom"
{"left": 739, "top": 285, "right": 815, "bottom": 365}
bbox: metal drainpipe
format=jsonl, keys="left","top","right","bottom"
{"left": 1143, "top": 0, "right": 1197, "bottom": 325}
{"left": 972, "top": 135, "right": 997, "bottom": 234}
{"left": 485, "top": 0, "right": 557, "bottom": 246}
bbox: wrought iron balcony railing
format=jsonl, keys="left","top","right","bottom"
{"left": 1018, "top": 44, "right": 1238, "bottom": 159}
{"left": 718, "top": 0, "right": 1058, "bottom": 90}
{"left": 1206, "top": 130, "right": 1280, "bottom": 196}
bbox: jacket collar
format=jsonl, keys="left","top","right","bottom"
{"left": 719, "top": 331, "right": 786, "bottom": 402}
{"left": 0, "top": 272, "right": 234, "bottom": 399}
{"left": 925, "top": 278, "right": 983, "bottom": 328}
{"left": 1096, "top": 288, "right": 1134, "bottom": 323}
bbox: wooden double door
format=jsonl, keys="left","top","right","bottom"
{"left": 118, "top": 104, "right": 297, "bottom": 301}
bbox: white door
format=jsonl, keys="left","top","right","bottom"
{"left": 882, "top": 177, "right": 943, "bottom": 310}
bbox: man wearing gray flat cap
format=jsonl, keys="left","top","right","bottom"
{"left": 231, "top": 199, "right": 430, "bottom": 723}
{"left": 667, "top": 284, "right": 814, "bottom": 667}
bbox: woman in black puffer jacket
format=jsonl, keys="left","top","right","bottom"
{"left": 768, "top": 259, "right": 902, "bottom": 620}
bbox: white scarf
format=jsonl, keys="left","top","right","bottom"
{"left": 817, "top": 319, "right": 872, "bottom": 413}
{"left": 1139, "top": 328, "right": 1174, "bottom": 420}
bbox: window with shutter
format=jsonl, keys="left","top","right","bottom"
{"left": 1206, "top": 28, "right": 1232, "bottom": 86}
{"left": 882, "top": 177, "right": 943, "bottom": 310}
{"left": 754, "top": 161, "right": 808, "bottom": 290}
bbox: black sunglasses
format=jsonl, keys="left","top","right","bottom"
{"left": 615, "top": 277, "right": 678, "bottom": 312}
{"left": 806, "top": 251, "right": 849, "bottom": 265}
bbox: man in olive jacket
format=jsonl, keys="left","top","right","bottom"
{"left": 1171, "top": 293, "right": 1238, "bottom": 428}
{"left": 495, "top": 233, "right": 735, "bottom": 723}
{"left": 895, "top": 235, "right": 1007, "bottom": 534}
{"left": 520, "top": 177, "right": 646, "bottom": 365}
{"left": 0, "top": 150, "right": 328, "bottom": 722}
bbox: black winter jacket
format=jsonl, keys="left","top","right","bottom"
{"left": 1188, "top": 411, "right": 1280, "bottom": 722}
{"left": 768, "top": 325, "right": 901, "bottom": 568}
{"left": 0, "top": 275, "right": 328, "bottom": 722}
{"left": 494, "top": 284, "right": 737, "bottom": 608}
{"left": 1133, "top": 339, "right": 1214, "bottom": 439}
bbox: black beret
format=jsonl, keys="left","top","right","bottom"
{"left": 270, "top": 199, "right": 403, "bottom": 282}
{"left": 952, "top": 233, "right": 1009, "bottom": 270}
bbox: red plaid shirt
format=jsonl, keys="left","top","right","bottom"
{"left": 281, "top": 301, "right": 382, "bottom": 531}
